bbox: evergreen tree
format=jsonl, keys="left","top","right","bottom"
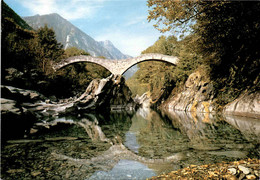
{"left": 33, "top": 25, "right": 64, "bottom": 74}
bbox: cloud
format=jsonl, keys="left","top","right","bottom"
{"left": 19, "top": 0, "right": 104, "bottom": 20}
{"left": 124, "top": 16, "right": 147, "bottom": 27}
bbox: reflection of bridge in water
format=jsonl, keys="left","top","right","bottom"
{"left": 52, "top": 53, "right": 179, "bottom": 75}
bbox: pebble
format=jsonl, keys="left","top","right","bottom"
{"left": 31, "top": 171, "right": 41, "bottom": 177}
{"left": 246, "top": 174, "right": 256, "bottom": 179}
{"left": 224, "top": 175, "right": 237, "bottom": 180}
{"left": 239, "top": 173, "right": 246, "bottom": 180}
{"left": 238, "top": 165, "right": 251, "bottom": 175}
{"left": 228, "top": 168, "right": 237, "bottom": 175}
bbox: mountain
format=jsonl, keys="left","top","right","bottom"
{"left": 99, "top": 40, "right": 132, "bottom": 59}
{"left": 23, "top": 13, "right": 130, "bottom": 59}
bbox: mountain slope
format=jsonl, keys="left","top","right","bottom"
{"left": 23, "top": 13, "right": 130, "bottom": 59}
{"left": 2, "top": 1, "right": 32, "bottom": 30}
{"left": 99, "top": 40, "right": 131, "bottom": 59}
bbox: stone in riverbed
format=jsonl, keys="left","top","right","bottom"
{"left": 31, "top": 171, "right": 41, "bottom": 177}
{"left": 238, "top": 165, "right": 251, "bottom": 175}
{"left": 1, "top": 98, "right": 21, "bottom": 115}
{"left": 246, "top": 175, "right": 256, "bottom": 179}
{"left": 7, "top": 139, "right": 44, "bottom": 144}
{"left": 228, "top": 168, "right": 237, "bottom": 175}
{"left": 1, "top": 85, "right": 46, "bottom": 103}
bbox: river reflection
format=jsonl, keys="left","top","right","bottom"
{"left": 1, "top": 108, "right": 259, "bottom": 180}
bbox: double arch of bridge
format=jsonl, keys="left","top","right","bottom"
{"left": 52, "top": 53, "right": 179, "bottom": 75}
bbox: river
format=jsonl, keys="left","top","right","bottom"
{"left": 1, "top": 108, "right": 259, "bottom": 179}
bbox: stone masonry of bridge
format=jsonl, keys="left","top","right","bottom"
{"left": 53, "top": 53, "right": 179, "bottom": 75}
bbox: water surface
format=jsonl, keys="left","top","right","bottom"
{"left": 1, "top": 108, "right": 259, "bottom": 180}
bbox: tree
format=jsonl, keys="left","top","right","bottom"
{"left": 33, "top": 25, "right": 64, "bottom": 74}
{"left": 1, "top": 17, "right": 35, "bottom": 71}
{"left": 64, "top": 47, "right": 90, "bottom": 57}
{"left": 126, "top": 34, "right": 200, "bottom": 100}
{"left": 147, "top": 1, "right": 260, "bottom": 103}
{"left": 147, "top": 0, "right": 200, "bottom": 33}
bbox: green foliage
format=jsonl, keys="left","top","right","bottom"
{"left": 196, "top": 2, "right": 260, "bottom": 93}
{"left": 147, "top": 1, "right": 260, "bottom": 105}
{"left": 1, "top": 3, "right": 112, "bottom": 98}
{"left": 126, "top": 34, "right": 200, "bottom": 101}
{"left": 1, "top": 17, "right": 35, "bottom": 71}
{"left": 1, "top": 0, "right": 32, "bottom": 30}
{"left": 64, "top": 47, "right": 90, "bottom": 57}
{"left": 32, "top": 25, "right": 64, "bottom": 74}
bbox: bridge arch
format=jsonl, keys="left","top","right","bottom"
{"left": 53, "top": 53, "right": 179, "bottom": 75}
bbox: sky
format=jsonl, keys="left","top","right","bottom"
{"left": 4, "top": 0, "right": 168, "bottom": 57}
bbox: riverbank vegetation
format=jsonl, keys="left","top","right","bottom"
{"left": 127, "top": 1, "right": 260, "bottom": 107}
{"left": 1, "top": 1, "right": 109, "bottom": 98}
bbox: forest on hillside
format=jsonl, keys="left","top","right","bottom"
{"left": 127, "top": 1, "right": 260, "bottom": 106}
{"left": 1, "top": 1, "right": 110, "bottom": 98}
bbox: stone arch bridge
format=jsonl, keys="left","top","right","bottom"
{"left": 53, "top": 53, "right": 179, "bottom": 75}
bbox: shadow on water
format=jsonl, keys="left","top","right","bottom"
{"left": 1, "top": 108, "right": 259, "bottom": 180}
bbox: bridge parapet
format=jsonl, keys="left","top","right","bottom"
{"left": 52, "top": 53, "right": 179, "bottom": 75}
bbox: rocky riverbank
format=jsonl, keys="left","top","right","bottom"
{"left": 1, "top": 74, "right": 137, "bottom": 142}
{"left": 162, "top": 71, "right": 216, "bottom": 113}
{"left": 161, "top": 71, "right": 260, "bottom": 119}
{"left": 224, "top": 91, "right": 260, "bottom": 119}
{"left": 149, "top": 158, "right": 259, "bottom": 180}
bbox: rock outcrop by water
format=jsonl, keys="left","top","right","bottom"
{"left": 134, "top": 93, "right": 151, "bottom": 108}
{"left": 2, "top": 74, "right": 135, "bottom": 117}
{"left": 76, "top": 74, "right": 136, "bottom": 111}
{"left": 164, "top": 71, "right": 216, "bottom": 113}
{"left": 163, "top": 71, "right": 260, "bottom": 118}
{"left": 1, "top": 75, "right": 136, "bottom": 141}
{"left": 223, "top": 91, "right": 260, "bottom": 119}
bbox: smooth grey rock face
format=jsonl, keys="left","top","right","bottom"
{"left": 134, "top": 93, "right": 151, "bottom": 108}
{"left": 76, "top": 74, "right": 135, "bottom": 111}
{"left": 166, "top": 71, "right": 216, "bottom": 113}
{"left": 223, "top": 91, "right": 260, "bottom": 119}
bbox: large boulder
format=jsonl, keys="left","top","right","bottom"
{"left": 134, "top": 93, "right": 151, "bottom": 108}
{"left": 75, "top": 74, "right": 136, "bottom": 111}
{"left": 165, "top": 71, "right": 216, "bottom": 113}
{"left": 223, "top": 91, "right": 260, "bottom": 119}
{"left": 1, "top": 85, "right": 46, "bottom": 103}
